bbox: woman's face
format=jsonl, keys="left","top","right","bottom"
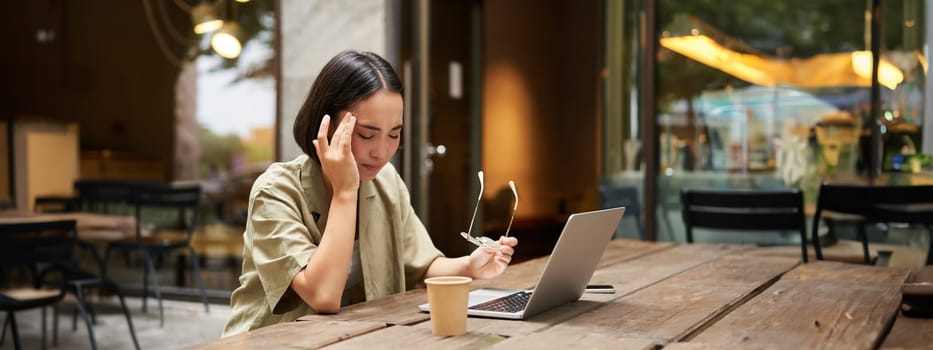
{"left": 337, "top": 90, "right": 403, "bottom": 181}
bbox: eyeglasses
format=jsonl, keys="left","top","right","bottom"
{"left": 460, "top": 171, "right": 519, "bottom": 249}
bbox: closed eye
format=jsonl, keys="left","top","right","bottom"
{"left": 389, "top": 134, "right": 400, "bottom": 139}
{"left": 357, "top": 133, "right": 374, "bottom": 140}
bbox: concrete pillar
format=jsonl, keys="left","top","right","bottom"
{"left": 278, "top": 0, "right": 389, "bottom": 161}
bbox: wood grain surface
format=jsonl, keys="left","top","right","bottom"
{"left": 188, "top": 240, "right": 928, "bottom": 350}
{"left": 185, "top": 320, "right": 385, "bottom": 350}
{"left": 685, "top": 279, "right": 905, "bottom": 349}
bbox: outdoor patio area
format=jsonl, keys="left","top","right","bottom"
{"left": 1, "top": 297, "right": 230, "bottom": 350}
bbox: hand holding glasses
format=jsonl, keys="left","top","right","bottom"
{"left": 460, "top": 171, "right": 518, "bottom": 250}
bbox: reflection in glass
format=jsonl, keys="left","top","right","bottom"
{"left": 652, "top": 0, "right": 926, "bottom": 243}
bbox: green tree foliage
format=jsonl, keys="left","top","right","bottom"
{"left": 198, "top": 126, "right": 243, "bottom": 178}
{"left": 244, "top": 140, "right": 272, "bottom": 163}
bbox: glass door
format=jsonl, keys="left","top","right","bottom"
{"left": 403, "top": 0, "right": 483, "bottom": 257}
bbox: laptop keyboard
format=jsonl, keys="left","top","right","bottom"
{"left": 469, "top": 291, "right": 532, "bottom": 313}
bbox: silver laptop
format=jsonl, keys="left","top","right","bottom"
{"left": 419, "top": 207, "right": 625, "bottom": 320}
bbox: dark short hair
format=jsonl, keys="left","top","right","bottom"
{"left": 293, "top": 50, "right": 404, "bottom": 160}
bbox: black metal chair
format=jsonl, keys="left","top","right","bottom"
{"left": 40, "top": 252, "right": 141, "bottom": 350}
{"left": 812, "top": 183, "right": 933, "bottom": 265}
{"left": 37, "top": 180, "right": 147, "bottom": 274}
{"left": 73, "top": 180, "right": 153, "bottom": 215}
{"left": 1, "top": 219, "right": 140, "bottom": 350}
{"left": 1, "top": 220, "right": 72, "bottom": 350}
{"left": 103, "top": 183, "right": 209, "bottom": 327}
{"left": 33, "top": 194, "right": 135, "bottom": 350}
{"left": 681, "top": 188, "right": 808, "bottom": 262}
{"left": 599, "top": 185, "right": 645, "bottom": 240}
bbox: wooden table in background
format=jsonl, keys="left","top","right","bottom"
{"left": 0, "top": 211, "right": 135, "bottom": 240}
{"left": 189, "top": 240, "right": 926, "bottom": 350}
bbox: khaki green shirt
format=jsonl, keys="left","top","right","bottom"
{"left": 222, "top": 155, "right": 443, "bottom": 336}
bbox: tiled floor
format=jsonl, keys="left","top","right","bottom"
{"left": 1, "top": 296, "right": 230, "bottom": 350}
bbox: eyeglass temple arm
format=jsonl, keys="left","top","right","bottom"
{"left": 466, "top": 171, "right": 484, "bottom": 237}
{"left": 504, "top": 180, "right": 518, "bottom": 237}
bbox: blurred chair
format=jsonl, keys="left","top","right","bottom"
{"left": 681, "top": 188, "right": 808, "bottom": 262}
{"left": 812, "top": 183, "right": 933, "bottom": 265}
{"left": 74, "top": 180, "right": 144, "bottom": 214}
{"left": 1, "top": 220, "right": 70, "bottom": 350}
{"left": 103, "top": 184, "right": 208, "bottom": 327}
{"left": 39, "top": 180, "right": 153, "bottom": 269}
{"left": 1, "top": 219, "right": 140, "bottom": 350}
{"left": 46, "top": 260, "right": 140, "bottom": 350}
{"left": 33, "top": 196, "right": 102, "bottom": 272}
{"left": 34, "top": 180, "right": 153, "bottom": 215}
{"left": 599, "top": 185, "right": 644, "bottom": 240}
{"left": 38, "top": 179, "right": 139, "bottom": 272}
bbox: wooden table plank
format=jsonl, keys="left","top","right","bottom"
{"left": 436, "top": 297, "right": 607, "bottom": 338}
{"left": 302, "top": 240, "right": 678, "bottom": 333}
{"left": 462, "top": 243, "right": 745, "bottom": 338}
{"left": 597, "top": 239, "right": 675, "bottom": 268}
{"left": 880, "top": 315, "right": 933, "bottom": 349}
{"left": 685, "top": 279, "right": 904, "bottom": 350}
{"left": 487, "top": 328, "right": 656, "bottom": 350}
{"left": 667, "top": 253, "right": 800, "bottom": 287}
{"left": 428, "top": 246, "right": 728, "bottom": 340}
{"left": 662, "top": 343, "right": 719, "bottom": 350}
{"left": 394, "top": 241, "right": 736, "bottom": 337}
{"left": 184, "top": 320, "right": 386, "bottom": 350}
{"left": 588, "top": 244, "right": 747, "bottom": 298}
{"left": 531, "top": 253, "right": 798, "bottom": 345}
{"left": 781, "top": 261, "right": 911, "bottom": 285}
{"left": 190, "top": 242, "right": 918, "bottom": 350}
{"left": 471, "top": 239, "right": 674, "bottom": 290}
{"left": 311, "top": 309, "right": 657, "bottom": 350}
{"left": 320, "top": 325, "right": 505, "bottom": 350}
{"left": 299, "top": 240, "right": 674, "bottom": 326}
{"left": 298, "top": 289, "right": 430, "bottom": 325}
{"left": 305, "top": 242, "right": 717, "bottom": 341}
{"left": 0, "top": 211, "right": 135, "bottom": 240}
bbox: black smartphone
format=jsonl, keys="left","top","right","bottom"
{"left": 585, "top": 284, "right": 615, "bottom": 294}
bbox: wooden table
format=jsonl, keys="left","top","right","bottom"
{"left": 189, "top": 240, "right": 926, "bottom": 350}
{"left": 0, "top": 211, "right": 135, "bottom": 240}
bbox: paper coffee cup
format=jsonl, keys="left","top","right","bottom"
{"left": 424, "top": 276, "right": 472, "bottom": 336}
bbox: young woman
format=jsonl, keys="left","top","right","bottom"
{"left": 223, "top": 50, "right": 518, "bottom": 336}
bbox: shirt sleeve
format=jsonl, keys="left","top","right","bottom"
{"left": 247, "top": 187, "right": 318, "bottom": 314}
{"left": 396, "top": 174, "right": 444, "bottom": 289}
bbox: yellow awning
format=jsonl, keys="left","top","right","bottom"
{"left": 660, "top": 34, "right": 904, "bottom": 89}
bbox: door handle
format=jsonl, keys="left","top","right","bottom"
{"left": 422, "top": 143, "right": 446, "bottom": 175}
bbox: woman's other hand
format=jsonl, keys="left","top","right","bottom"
{"left": 468, "top": 236, "right": 518, "bottom": 279}
{"left": 313, "top": 113, "right": 360, "bottom": 197}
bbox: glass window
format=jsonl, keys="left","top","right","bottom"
{"left": 880, "top": 0, "right": 928, "bottom": 177}
{"left": 189, "top": 1, "right": 276, "bottom": 226}
{"left": 654, "top": 0, "right": 926, "bottom": 242}
{"left": 602, "top": 0, "right": 646, "bottom": 240}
